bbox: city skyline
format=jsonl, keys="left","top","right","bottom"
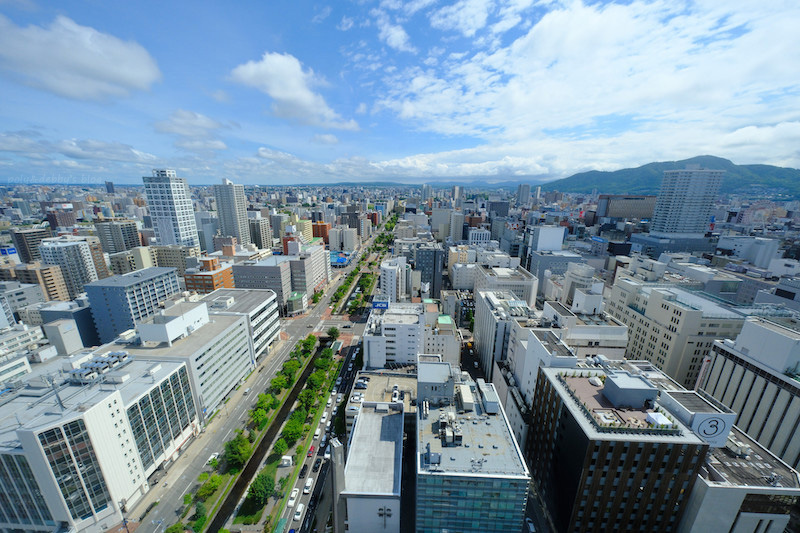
{"left": 1, "top": 1, "right": 799, "bottom": 185}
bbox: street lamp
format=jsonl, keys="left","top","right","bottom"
{"left": 377, "top": 506, "right": 392, "bottom": 528}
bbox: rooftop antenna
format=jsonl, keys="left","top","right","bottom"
{"left": 44, "top": 375, "right": 66, "bottom": 411}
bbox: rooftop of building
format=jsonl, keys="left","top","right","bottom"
{"left": 480, "top": 265, "right": 534, "bottom": 280}
{"left": 346, "top": 371, "right": 418, "bottom": 415}
{"left": 639, "top": 285, "right": 744, "bottom": 319}
{"left": 85, "top": 267, "right": 177, "bottom": 288}
{"left": 532, "top": 329, "right": 574, "bottom": 358}
{"left": 244, "top": 255, "right": 292, "bottom": 267}
{"left": 344, "top": 402, "right": 403, "bottom": 496}
{"left": 417, "top": 378, "right": 529, "bottom": 479}
{"left": 543, "top": 366, "right": 703, "bottom": 444}
{"left": 0, "top": 356, "right": 186, "bottom": 452}
{"left": 199, "top": 288, "right": 276, "bottom": 314}
{"left": 704, "top": 425, "right": 800, "bottom": 489}
{"left": 530, "top": 250, "right": 583, "bottom": 258}
{"left": 119, "top": 313, "right": 242, "bottom": 356}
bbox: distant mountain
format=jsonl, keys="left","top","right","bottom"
{"left": 540, "top": 155, "right": 800, "bottom": 198}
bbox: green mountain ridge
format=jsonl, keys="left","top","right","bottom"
{"left": 540, "top": 155, "right": 800, "bottom": 198}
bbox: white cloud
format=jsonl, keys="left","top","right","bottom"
{"left": 313, "top": 6, "right": 332, "bottom": 23}
{"left": 155, "top": 110, "right": 228, "bottom": 153}
{"left": 312, "top": 133, "right": 340, "bottom": 145}
{"left": 430, "top": 0, "right": 493, "bottom": 37}
{"left": 211, "top": 89, "right": 230, "bottom": 102}
{"left": 231, "top": 52, "right": 359, "bottom": 130}
{"left": 0, "top": 14, "right": 160, "bottom": 100}
{"left": 338, "top": 16, "right": 354, "bottom": 31}
{"left": 373, "top": 10, "right": 417, "bottom": 53}
{"left": 155, "top": 110, "right": 223, "bottom": 138}
{"left": 355, "top": 103, "right": 368, "bottom": 114}
{"left": 54, "top": 139, "right": 157, "bottom": 162}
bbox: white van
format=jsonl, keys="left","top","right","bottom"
{"left": 321, "top": 412, "right": 328, "bottom": 424}
{"left": 314, "top": 428, "right": 321, "bottom": 440}
{"left": 294, "top": 503, "right": 304, "bottom": 521}
{"left": 304, "top": 477, "right": 314, "bottom": 494}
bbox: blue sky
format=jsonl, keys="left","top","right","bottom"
{"left": 0, "top": 0, "right": 799, "bottom": 185}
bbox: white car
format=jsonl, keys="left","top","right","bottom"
{"left": 321, "top": 412, "right": 328, "bottom": 424}
{"left": 304, "top": 477, "right": 314, "bottom": 494}
{"left": 288, "top": 488, "right": 299, "bottom": 508}
{"left": 525, "top": 517, "right": 536, "bottom": 533}
{"left": 294, "top": 503, "right": 305, "bottom": 521}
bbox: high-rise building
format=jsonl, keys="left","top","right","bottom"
{"left": 214, "top": 178, "right": 250, "bottom": 245}
{"left": 45, "top": 208, "right": 76, "bottom": 230}
{"left": 184, "top": 257, "right": 235, "bottom": 294}
{"left": 13, "top": 262, "right": 69, "bottom": 301}
{"left": 379, "top": 257, "right": 410, "bottom": 303}
{"left": 143, "top": 169, "right": 200, "bottom": 247}
{"left": 105, "top": 180, "right": 115, "bottom": 193}
{"left": 516, "top": 183, "right": 531, "bottom": 206}
{"left": 39, "top": 236, "right": 99, "bottom": 299}
{"left": 10, "top": 227, "right": 51, "bottom": 263}
{"left": 94, "top": 218, "right": 140, "bottom": 254}
{"left": 650, "top": 166, "right": 724, "bottom": 238}
{"left": 527, "top": 366, "right": 710, "bottom": 532}
{"left": 416, "top": 242, "right": 444, "bottom": 298}
{"left": 248, "top": 216, "right": 273, "bottom": 249}
{"left": 152, "top": 244, "right": 200, "bottom": 276}
{"left": 232, "top": 257, "right": 292, "bottom": 314}
{"left": 449, "top": 211, "right": 465, "bottom": 242}
{"left": 109, "top": 246, "right": 157, "bottom": 275}
{"left": 421, "top": 183, "right": 433, "bottom": 200}
{"left": 416, "top": 360, "right": 530, "bottom": 533}
{"left": 85, "top": 267, "right": 181, "bottom": 343}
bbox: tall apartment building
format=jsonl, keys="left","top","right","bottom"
{"left": 379, "top": 256, "right": 410, "bottom": 303}
{"left": 449, "top": 211, "right": 465, "bottom": 242}
{"left": 109, "top": 246, "right": 157, "bottom": 275}
{"left": 312, "top": 221, "right": 330, "bottom": 244}
{"left": 0, "top": 281, "right": 45, "bottom": 317}
{"left": 248, "top": 216, "right": 272, "bottom": 249}
{"left": 0, "top": 355, "right": 198, "bottom": 533}
{"left": 700, "top": 316, "right": 800, "bottom": 470}
{"left": 10, "top": 227, "right": 51, "bottom": 263}
{"left": 214, "top": 178, "right": 250, "bottom": 245}
{"left": 516, "top": 183, "right": 531, "bottom": 206}
{"left": 39, "top": 236, "right": 99, "bottom": 299}
{"left": 606, "top": 277, "right": 750, "bottom": 388}
{"left": 85, "top": 267, "right": 181, "bottom": 343}
{"left": 651, "top": 166, "right": 724, "bottom": 238}
{"left": 152, "top": 244, "right": 200, "bottom": 276}
{"left": 363, "top": 303, "right": 425, "bottom": 368}
{"left": 416, "top": 360, "right": 530, "bottom": 533}
{"left": 143, "top": 169, "right": 199, "bottom": 247}
{"left": 329, "top": 226, "right": 358, "bottom": 251}
{"left": 286, "top": 242, "right": 330, "bottom": 297}
{"left": 596, "top": 194, "right": 657, "bottom": 219}
{"left": 416, "top": 242, "right": 445, "bottom": 298}
{"left": 13, "top": 261, "right": 69, "bottom": 301}
{"left": 94, "top": 218, "right": 140, "bottom": 254}
{"left": 45, "top": 208, "right": 77, "bottom": 230}
{"left": 474, "top": 291, "right": 537, "bottom": 381}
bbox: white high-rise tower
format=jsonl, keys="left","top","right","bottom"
{"left": 143, "top": 169, "right": 200, "bottom": 247}
{"left": 214, "top": 178, "right": 250, "bottom": 245}
{"left": 650, "top": 166, "right": 723, "bottom": 238}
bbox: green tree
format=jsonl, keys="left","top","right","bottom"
{"left": 251, "top": 408, "right": 268, "bottom": 429}
{"left": 314, "top": 358, "right": 332, "bottom": 371}
{"left": 247, "top": 471, "right": 275, "bottom": 505}
{"left": 224, "top": 430, "right": 252, "bottom": 470}
{"left": 282, "top": 419, "right": 303, "bottom": 444}
{"left": 307, "top": 370, "right": 326, "bottom": 390}
{"left": 270, "top": 375, "right": 287, "bottom": 392}
{"left": 166, "top": 524, "right": 185, "bottom": 533}
{"left": 196, "top": 474, "right": 224, "bottom": 501}
{"left": 194, "top": 501, "right": 206, "bottom": 520}
{"left": 298, "top": 389, "right": 316, "bottom": 411}
{"left": 256, "top": 393, "right": 273, "bottom": 412}
{"left": 321, "top": 347, "right": 333, "bottom": 359}
{"left": 326, "top": 327, "right": 340, "bottom": 340}
{"left": 273, "top": 438, "right": 288, "bottom": 456}
{"left": 281, "top": 359, "right": 300, "bottom": 378}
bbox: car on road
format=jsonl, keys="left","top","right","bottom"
{"left": 307, "top": 324, "right": 313, "bottom": 328}
{"left": 288, "top": 488, "right": 299, "bottom": 507}
{"left": 343, "top": 324, "right": 352, "bottom": 328}
{"left": 337, "top": 393, "right": 343, "bottom": 403}
{"left": 307, "top": 446, "right": 315, "bottom": 457}
{"left": 207, "top": 452, "right": 219, "bottom": 464}
{"left": 304, "top": 477, "right": 314, "bottom": 494}
{"left": 293, "top": 503, "right": 304, "bottom": 521}
{"left": 525, "top": 517, "right": 536, "bottom": 532}
{"left": 312, "top": 458, "right": 322, "bottom": 472}
{"left": 299, "top": 464, "right": 308, "bottom": 479}
{"left": 327, "top": 397, "right": 332, "bottom": 407}
{"left": 335, "top": 377, "right": 342, "bottom": 387}
{"left": 321, "top": 412, "right": 328, "bottom": 424}
{"left": 324, "top": 445, "right": 331, "bottom": 460}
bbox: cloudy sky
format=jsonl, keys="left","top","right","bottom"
{"left": 0, "top": 0, "right": 798, "bottom": 185}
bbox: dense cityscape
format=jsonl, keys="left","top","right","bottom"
{"left": 0, "top": 168, "right": 799, "bottom": 533}
{"left": 2, "top": 1, "right": 800, "bottom": 532}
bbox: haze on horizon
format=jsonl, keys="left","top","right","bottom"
{"left": 0, "top": 0, "right": 798, "bottom": 185}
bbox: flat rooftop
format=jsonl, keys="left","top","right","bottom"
{"left": 668, "top": 390, "right": 726, "bottom": 414}
{"left": 706, "top": 426, "right": 800, "bottom": 489}
{"left": 200, "top": 288, "right": 275, "bottom": 313}
{"left": 418, "top": 380, "right": 528, "bottom": 479}
{"left": 481, "top": 266, "right": 534, "bottom": 280}
{"left": 0, "top": 357, "right": 186, "bottom": 452}
{"left": 533, "top": 329, "right": 574, "bottom": 358}
{"left": 85, "top": 267, "right": 176, "bottom": 288}
{"left": 641, "top": 286, "right": 743, "bottom": 319}
{"left": 344, "top": 403, "right": 403, "bottom": 495}
{"left": 124, "top": 314, "right": 242, "bottom": 356}
{"left": 347, "top": 372, "right": 417, "bottom": 415}
{"left": 545, "top": 368, "right": 702, "bottom": 444}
